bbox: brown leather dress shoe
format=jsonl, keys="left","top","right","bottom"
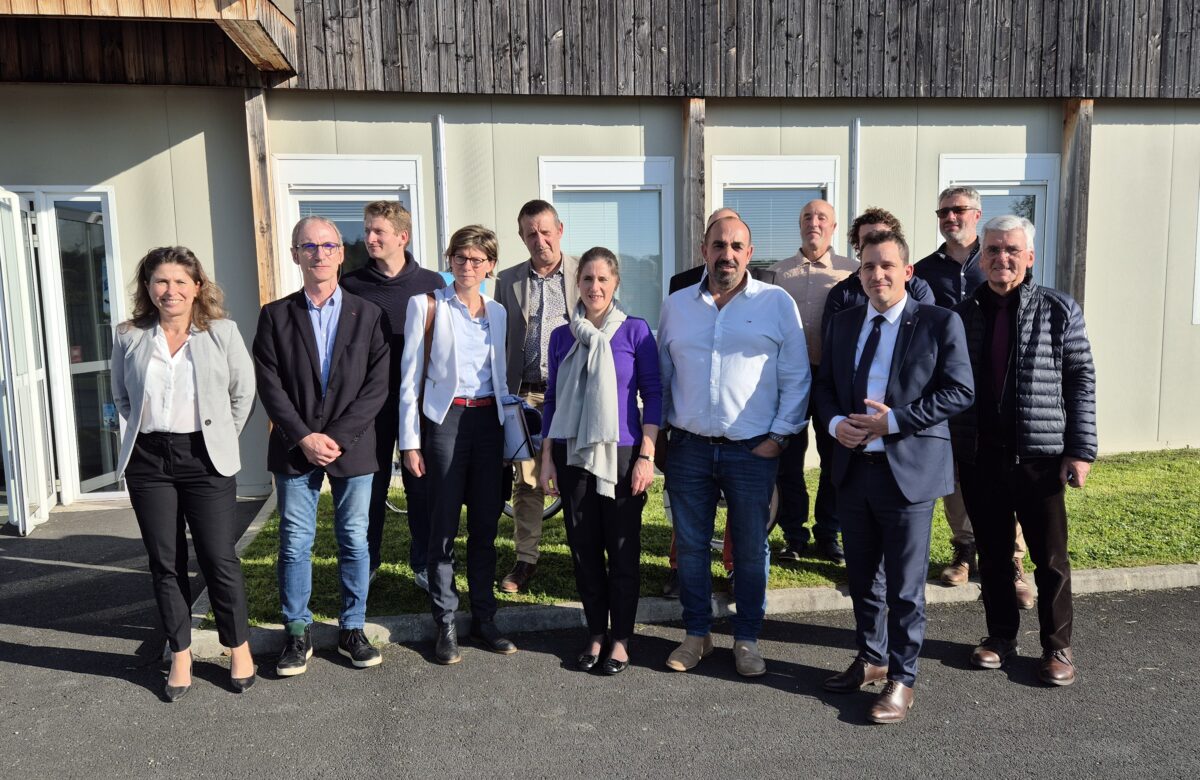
{"left": 1038, "top": 647, "right": 1076, "bottom": 686}
{"left": 1013, "top": 559, "right": 1036, "bottom": 610}
{"left": 971, "top": 636, "right": 1018, "bottom": 669}
{"left": 498, "top": 561, "right": 536, "bottom": 594}
{"left": 823, "top": 657, "right": 888, "bottom": 692}
{"left": 940, "top": 543, "right": 975, "bottom": 586}
{"left": 868, "top": 680, "right": 914, "bottom": 724}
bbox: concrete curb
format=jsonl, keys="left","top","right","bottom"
{"left": 189, "top": 526, "right": 1200, "bottom": 656}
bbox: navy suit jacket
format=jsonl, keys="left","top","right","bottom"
{"left": 253, "top": 289, "right": 390, "bottom": 477}
{"left": 813, "top": 296, "right": 974, "bottom": 504}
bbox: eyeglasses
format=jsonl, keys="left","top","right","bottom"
{"left": 293, "top": 242, "right": 342, "bottom": 255}
{"left": 450, "top": 254, "right": 490, "bottom": 267}
{"left": 935, "top": 206, "right": 978, "bottom": 218}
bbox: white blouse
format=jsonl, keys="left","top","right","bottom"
{"left": 139, "top": 326, "right": 202, "bottom": 434}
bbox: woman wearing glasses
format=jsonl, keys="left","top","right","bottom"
{"left": 111, "top": 246, "right": 257, "bottom": 701}
{"left": 398, "top": 225, "right": 516, "bottom": 665}
{"left": 539, "top": 247, "right": 661, "bottom": 675}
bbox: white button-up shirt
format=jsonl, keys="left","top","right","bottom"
{"left": 139, "top": 325, "right": 201, "bottom": 434}
{"left": 447, "top": 294, "right": 495, "bottom": 399}
{"left": 828, "top": 295, "right": 906, "bottom": 452}
{"left": 658, "top": 275, "right": 811, "bottom": 440}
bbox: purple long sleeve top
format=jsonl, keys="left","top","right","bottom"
{"left": 541, "top": 317, "right": 663, "bottom": 446}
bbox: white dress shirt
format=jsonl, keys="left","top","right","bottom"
{"left": 828, "top": 295, "right": 906, "bottom": 452}
{"left": 139, "top": 325, "right": 201, "bottom": 434}
{"left": 658, "top": 275, "right": 811, "bottom": 440}
{"left": 447, "top": 293, "right": 495, "bottom": 399}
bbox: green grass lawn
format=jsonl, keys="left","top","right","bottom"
{"left": 234, "top": 449, "right": 1200, "bottom": 624}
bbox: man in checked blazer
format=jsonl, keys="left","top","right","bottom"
{"left": 253, "top": 215, "right": 390, "bottom": 678}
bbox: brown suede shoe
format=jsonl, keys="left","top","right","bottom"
{"left": 868, "top": 680, "right": 914, "bottom": 724}
{"left": 970, "top": 636, "right": 1018, "bottom": 669}
{"left": 1013, "top": 558, "right": 1036, "bottom": 610}
{"left": 498, "top": 561, "right": 536, "bottom": 594}
{"left": 824, "top": 657, "right": 888, "bottom": 692}
{"left": 940, "top": 544, "right": 975, "bottom": 586}
{"left": 665, "top": 634, "right": 713, "bottom": 672}
{"left": 1038, "top": 647, "right": 1076, "bottom": 686}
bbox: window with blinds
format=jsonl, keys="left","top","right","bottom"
{"left": 722, "top": 187, "right": 824, "bottom": 268}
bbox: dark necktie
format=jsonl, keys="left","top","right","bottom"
{"left": 852, "top": 315, "right": 886, "bottom": 415}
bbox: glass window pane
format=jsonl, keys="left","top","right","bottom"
{"left": 554, "top": 190, "right": 663, "bottom": 325}
{"left": 55, "top": 202, "right": 111, "bottom": 364}
{"left": 723, "top": 187, "right": 824, "bottom": 267}
{"left": 980, "top": 192, "right": 1039, "bottom": 227}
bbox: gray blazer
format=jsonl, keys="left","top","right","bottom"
{"left": 111, "top": 317, "right": 256, "bottom": 478}
{"left": 493, "top": 254, "right": 579, "bottom": 394}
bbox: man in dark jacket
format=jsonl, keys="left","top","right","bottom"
{"left": 952, "top": 215, "right": 1097, "bottom": 687}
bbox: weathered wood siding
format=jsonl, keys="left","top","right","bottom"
{"left": 292, "top": 0, "right": 1200, "bottom": 97}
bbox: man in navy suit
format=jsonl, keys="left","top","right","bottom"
{"left": 813, "top": 230, "right": 974, "bottom": 724}
{"left": 253, "top": 216, "right": 391, "bottom": 678}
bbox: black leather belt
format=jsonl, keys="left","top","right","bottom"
{"left": 852, "top": 450, "right": 890, "bottom": 466}
{"left": 676, "top": 429, "right": 748, "bottom": 446}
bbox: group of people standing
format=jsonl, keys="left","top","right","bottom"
{"left": 112, "top": 188, "right": 1095, "bottom": 724}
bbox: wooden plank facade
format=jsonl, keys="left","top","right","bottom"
{"left": 286, "top": 0, "right": 1200, "bottom": 98}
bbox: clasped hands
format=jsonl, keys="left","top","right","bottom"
{"left": 298, "top": 432, "right": 343, "bottom": 467}
{"left": 835, "top": 399, "right": 891, "bottom": 449}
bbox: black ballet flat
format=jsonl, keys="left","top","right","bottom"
{"left": 576, "top": 652, "right": 600, "bottom": 672}
{"left": 600, "top": 657, "right": 628, "bottom": 676}
{"left": 231, "top": 669, "right": 257, "bottom": 693}
{"left": 164, "top": 682, "right": 191, "bottom": 702}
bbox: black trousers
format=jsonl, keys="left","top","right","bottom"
{"left": 125, "top": 431, "right": 249, "bottom": 653}
{"left": 555, "top": 444, "right": 645, "bottom": 641}
{"left": 959, "top": 451, "right": 1073, "bottom": 651}
{"left": 775, "top": 367, "right": 839, "bottom": 546}
{"left": 423, "top": 404, "right": 504, "bottom": 626}
{"left": 367, "top": 405, "right": 431, "bottom": 573}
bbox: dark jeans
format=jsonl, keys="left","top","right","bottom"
{"left": 125, "top": 432, "right": 248, "bottom": 653}
{"left": 959, "top": 451, "right": 1073, "bottom": 651}
{"left": 367, "top": 407, "right": 430, "bottom": 573}
{"left": 775, "top": 402, "right": 840, "bottom": 547}
{"left": 838, "top": 456, "right": 934, "bottom": 687}
{"left": 555, "top": 444, "right": 645, "bottom": 641}
{"left": 423, "top": 404, "right": 504, "bottom": 626}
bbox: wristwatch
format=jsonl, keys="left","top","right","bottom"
{"left": 767, "top": 432, "right": 789, "bottom": 450}
{"left": 637, "top": 453, "right": 655, "bottom": 462}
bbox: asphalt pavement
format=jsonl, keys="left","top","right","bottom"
{"left": 1, "top": 508, "right": 1195, "bottom": 780}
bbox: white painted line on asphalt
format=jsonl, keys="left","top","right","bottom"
{"left": 0, "top": 555, "right": 144, "bottom": 575}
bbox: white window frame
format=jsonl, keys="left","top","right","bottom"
{"left": 939, "top": 153, "right": 1061, "bottom": 288}
{"left": 273, "top": 155, "right": 427, "bottom": 293}
{"left": 4, "top": 186, "right": 127, "bottom": 504}
{"left": 711, "top": 155, "right": 841, "bottom": 255}
{"left": 538, "top": 156, "right": 676, "bottom": 314}
{"left": 1194, "top": 189, "right": 1200, "bottom": 325}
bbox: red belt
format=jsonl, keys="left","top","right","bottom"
{"left": 452, "top": 396, "right": 495, "bottom": 407}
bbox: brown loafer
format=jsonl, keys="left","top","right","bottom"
{"left": 1038, "top": 647, "right": 1076, "bottom": 686}
{"left": 824, "top": 657, "right": 888, "bottom": 693}
{"left": 498, "top": 561, "right": 536, "bottom": 594}
{"left": 868, "top": 680, "right": 914, "bottom": 724}
{"left": 971, "top": 636, "right": 1018, "bottom": 669}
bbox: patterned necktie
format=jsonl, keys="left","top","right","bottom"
{"left": 852, "top": 315, "right": 886, "bottom": 415}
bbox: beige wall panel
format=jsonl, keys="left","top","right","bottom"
{"left": 0, "top": 84, "right": 269, "bottom": 493}
{"left": 859, "top": 122, "right": 920, "bottom": 246}
{"left": 265, "top": 91, "right": 339, "bottom": 153}
{"left": 1087, "top": 105, "right": 1172, "bottom": 452}
{"left": 1159, "top": 107, "right": 1200, "bottom": 447}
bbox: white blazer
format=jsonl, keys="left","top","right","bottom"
{"left": 398, "top": 286, "right": 508, "bottom": 450}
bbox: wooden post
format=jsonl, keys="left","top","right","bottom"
{"left": 245, "top": 86, "right": 278, "bottom": 307}
{"left": 681, "top": 97, "right": 705, "bottom": 273}
{"left": 1056, "top": 98, "right": 1093, "bottom": 309}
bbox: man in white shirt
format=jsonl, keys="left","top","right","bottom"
{"left": 657, "top": 215, "right": 810, "bottom": 678}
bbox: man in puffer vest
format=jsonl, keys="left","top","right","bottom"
{"left": 951, "top": 214, "right": 1097, "bottom": 687}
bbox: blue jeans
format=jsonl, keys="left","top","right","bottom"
{"left": 666, "top": 431, "right": 778, "bottom": 641}
{"left": 275, "top": 469, "right": 373, "bottom": 630}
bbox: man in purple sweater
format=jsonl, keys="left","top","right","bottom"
{"left": 340, "top": 201, "right": 444, "bottom": 589}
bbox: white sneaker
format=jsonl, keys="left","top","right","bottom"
{"left": 414, "top": 568, "right": 429, "bottom": 592}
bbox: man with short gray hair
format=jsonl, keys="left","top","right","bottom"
{"left": 951, "top": 215, "right": 1096, "bottom": 687}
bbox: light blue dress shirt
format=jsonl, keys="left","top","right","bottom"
{"left": 305, "top": 284, "right": 342, "bottom": 395}
{"left": 658, "top": 276, "right": 811, "bottom": 440}
{"left": 447, "top": 294, "right": 494, "bottom": 399}
{"left": 828, "top": 294, "right": 906, "bottom": 452}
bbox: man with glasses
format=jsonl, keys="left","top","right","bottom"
{"left": 914, "top": 188, "right": 1032, "bottom": 607}
{"left": 494, "top": 200, "right": 579, "bottom": 594}
{"left": 763, "top": 200, "right": 858, "bottom": 566}
{"left": 253, "top": 216, "right": 391, "bottom": 676}
{"left": 340, "top": 201, "right": 444, "bottom": 591}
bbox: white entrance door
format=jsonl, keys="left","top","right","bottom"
{"left": 0, "top": 190, "right": 56, "bottom": 535}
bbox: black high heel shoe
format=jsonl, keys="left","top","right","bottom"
{"left": 163, "top": 653, "right": 192, "bottom": 702}
{"left": 231, "top": 667, "right": 257, "bottom": 693}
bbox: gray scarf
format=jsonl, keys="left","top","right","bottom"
{"left": 547, "top": 300, "right": 627, "bottom": 498}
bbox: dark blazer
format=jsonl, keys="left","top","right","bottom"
{"left": 813, "top": 296, "right": 975, "bottom": 504}
{"left": 253, "top": 289, "right": 390, "bottom": 477}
